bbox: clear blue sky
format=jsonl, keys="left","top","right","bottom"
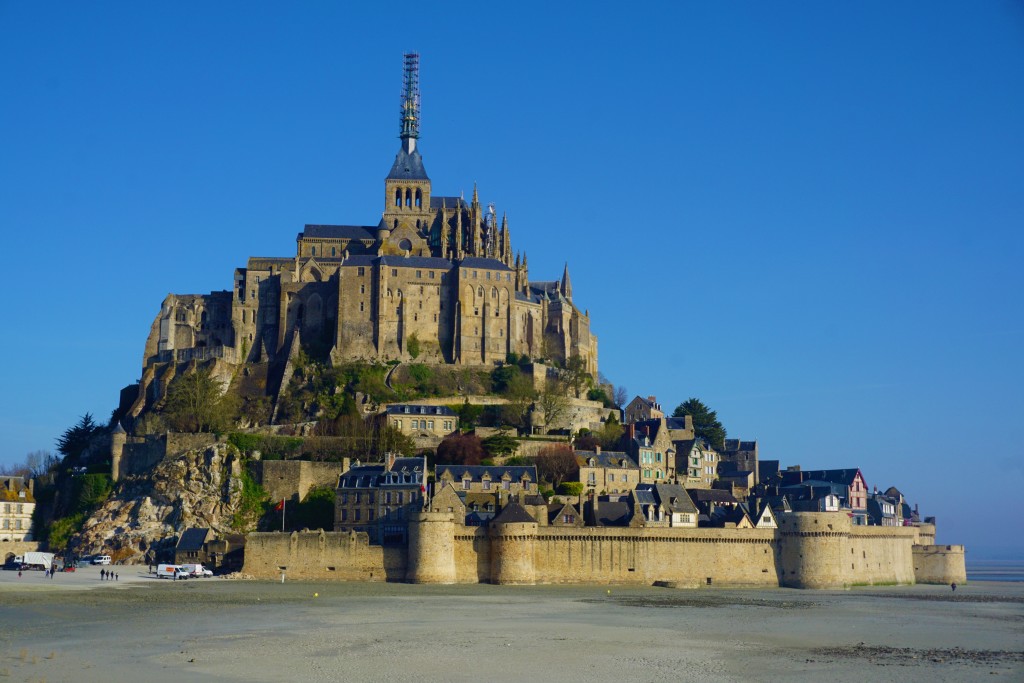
{"left": 1, "top": 2, "right": 1021, "bottom": 558}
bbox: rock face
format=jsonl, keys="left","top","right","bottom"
{"left": 70, "top": 444, "right": 248, "bottom": 563}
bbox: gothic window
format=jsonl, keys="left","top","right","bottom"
{"left": 405, "top": 188, "right": 412, "bottom": 207}
{"left": 395, "top": 189, "right": 402, "bottom": 207}
{"left": 491, "top": 287, "right": 497, "bottom": 298}
{"left": 332, "top": 247, "right": 336, "bottom": 256}
{"left": 311, "top": 246, "right": 316, "bottom": 256}
{"left": 415, "top": 188, "right": 422, "bottom": 207}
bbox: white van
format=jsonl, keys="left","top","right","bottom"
{"left": 156, "top": 564, "right": 189, "bottom": 580}
{"left": 179, "top": 563, "right": 213, "bottom": 578}
{"left": 92, "top": 555, "right": 111, "bottom": 565}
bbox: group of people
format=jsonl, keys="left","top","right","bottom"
{"left": 100, "top": 568, "right": 118, "bottom": 581}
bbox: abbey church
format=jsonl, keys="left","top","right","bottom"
{"left": 139, "top": 54, "right": 597, "bottom": 403}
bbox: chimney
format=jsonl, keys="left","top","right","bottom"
{"left": 385, "top": 453, "right": 396, "bottom": 472}
{"left": 595, "top": 445, "right": 601, "bottom": 454}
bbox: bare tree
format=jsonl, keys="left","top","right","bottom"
{"left": 537, "top": 378, "right": 570, "bottom": 432}
{"left": 535, "top": 444, "right": 579, "bottom": 488}
{"left": 614, "top": 385, "right": 629, "bottom": 408}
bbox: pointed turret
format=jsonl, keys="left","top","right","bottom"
{"left": 454, "top": 206, "right": 464, "bottom": 257}
{"left": 560, "top": 263, "right": 573, "bottom": 301}
{"left": 501, "top": 213, "right": 512, "bottom": 265}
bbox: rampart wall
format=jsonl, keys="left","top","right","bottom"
{"left": 241, "top": 512, "right": 964, "bottom": 588}
{"left": 913, "top": 544, "right": 967, "bottom": 584}
{"left": 0, "top": 540, "right": 41, "bottom": 562}
{"left": 244, "top": 530, "right": 405, "bottom": 581}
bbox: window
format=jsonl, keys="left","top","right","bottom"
{"left": 429, "top": 271, "right": 435, "bottom": 279}
{"left": 355, "top": 509, "right": 361, "bottom": 521}
{"left": 397, "top": 492, "right": 403, "bottom": 504}
{"left": 416, "top": 270, "right": 422, "bottom": 278}
{"left": 360, "top": 302, "right": 364, "bottom": 312}
{"left": 415, "top": 188, "right": 422, "bottom": 208}
{"left": 427, "top": 420, "right": 434, "bottom": 429}
{"left": 396, "top": 420, "right": 402, "bottom": 430}
{"left": 483, "top": 480, "right": 492, "bottom": 490}
{"left": 502, "top": 480, "right": 510, "bottom": 490}
{"left": 463, "top": 479, "right": 471, "bottom": 490}
{"left": 360, "top": 284, "right": 365, "bottom": 294}
{"left": 311, "top": 246, "right": 316, "bottom": 256}
{"left": 358, "top": 267, "right": 365, "bottom": 276}
{"left": 621, "top": 474, "right": 627, "bottom": 482}
{"left": 368, "top": 510, "right": 375, "bottom": 522}
{"left": 563, "top": 514, "right": 575, "bottom": 524}
{"left": 411, "top": 419, "right": 418, "bottom": 429}
{"left": 392, "top": 269, "right": 398, "bottom": 276}
{"left": 588, "top": 473, "right": 597, "bottom": 485}
{"left": 486, "top": 272, "right": 491, "bottom": 280}
{"left": 395, "top": 189, "right": 402, "bottom": 207}
{"left": 332, "top": 247, "right": 336, "bottom": 256}
{"left": 607, "top": 473, "right": 614, "bottom": 481}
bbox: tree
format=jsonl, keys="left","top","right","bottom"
{"left": 598, "top": 413, "right": 624, "bottom": 450}
{"left": 535, "top": 443, "right": 578, "bottom": 488}
{"left": 562, "top": 355, "right": 591, "bottom": 398}
{"left": 574, "top": 431, "right": 600, "bottom": 451}
{"left": 614, "top": 385, "right": 629, "bottom": 408}
{"left": 500, "top": 372, "right": 536, "bottom": 431}
{"left": 455, "top": 400, "right": 484, "bottom": 431}
{"left": 163, "top": 367, "right": 235, "bottom": 433}
{"left": 672, "top": 397, "right": 727, "bottom": 450}
{"left": 436, "top": 433, "right": 484, "bottom": 466}
{"left": 490, "top": 364, "right": 520, "bottom": 394}
{"left": 481, "top": 433, "right": 518, "bottom": 458}
{"left": 537, "top": 378, "right": 570, "bottom": 433}
{"left": 56, "top": 414, "right": 102, "bottom": 463}
{"left": 558, "top": 481, "right": 584, "bottom": 496}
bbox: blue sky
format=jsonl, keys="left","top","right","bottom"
{"left": 1, "top": 2, "right": 1022, "bottom": 558}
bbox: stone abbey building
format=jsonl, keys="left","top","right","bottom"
{"left": 139, "top": 54, "right": 597, "bottom": 407}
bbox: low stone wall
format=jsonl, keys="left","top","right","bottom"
{"left": 0, "top": 540, "right": 41, "bottom": 562}
{"left": 913, "top": 544, "right": 967, "bottom": 584}
{"left": 243, "top": 530, "right": 406, "bottom": 581}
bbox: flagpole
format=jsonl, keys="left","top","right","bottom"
{"left": 281, "top": 499, "right": 286, "bottom": 532}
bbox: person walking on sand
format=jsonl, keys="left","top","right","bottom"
{"left": 951, "top": 582, "right": 957, "bottom": 592}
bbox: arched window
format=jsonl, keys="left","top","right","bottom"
{"left": 491, "top": 287, "right": 497, "bottom": 298}
{"left": 311, "top": 246, "right": 316, "bottom": 256}
{"left": 394, "top": 219, "right": 398, "bottom": 229}
{"left": 405, "top": 189, "right": 412, "bottom": 207}
{"left": 331, "top": 247, "right": 336, "bottom": 257}
{"left": 415, "top": 188, "right": 422, "bottom": 208}
{"left": 395, "top": 189, "right": 402, "bottom": 207}
{"left": 477, "top": 286, "right": 484, "bottom": 298}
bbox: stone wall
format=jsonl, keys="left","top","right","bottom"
{"left": 257, "top": 460, "right": 346, "bottom": 504}
{"left": 243, "top": 530, "right": 405, "bottom": 581}
{"left": 243, "top": 512, "right": 964, "bottom": 588}
{"left": 0, "top": 540, "right": 41, "bottom": 562}
{"left": 913, "top": 544, "right": 967, "bottom": 584}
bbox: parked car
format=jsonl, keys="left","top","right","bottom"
{"left": 91, "top": 555, "right": 111, "bottom": 565}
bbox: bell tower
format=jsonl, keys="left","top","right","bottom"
{"left": 383, "top": 53, "right": 432, "bottom": 237}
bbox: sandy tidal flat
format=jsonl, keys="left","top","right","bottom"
{"left": 0, "top": 565, "right": 1021, "bottom": 682}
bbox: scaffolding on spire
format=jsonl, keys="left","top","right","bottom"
{"left": 400, "top": 52, "right": 421, "bottom": 140}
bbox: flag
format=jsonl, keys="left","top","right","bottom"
{"left": 274, "top": 499, "right": 285, "bottom": 512}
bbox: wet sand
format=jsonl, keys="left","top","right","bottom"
{"left": 1, "top": 565, "right": 1021, "bottom": 682}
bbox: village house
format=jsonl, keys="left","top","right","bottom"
{"left": 632, "top": 483, "right": 699, "bottom": 528}
{"left": 623, "top": 395, "right": 664, "bottom": 424}
{"left": 335, "top": 455, "right": 426, "bottom": 544}
{"left": 382, "top": 403, "right": 458, "bottom": 439}
{"left": 779, "top": 468, "right": 869, "bottom": 525}
{"left": 627, "top": 419, "right": 677, "bottom": 483}
{"left": 676, "top": 438, "right": 720, "bottom": 489}
{"left": 0, "top": 477, "right": 34, "bottom": 542}
{"left": 575, "top": 449, "right": 640, "bottom": 495}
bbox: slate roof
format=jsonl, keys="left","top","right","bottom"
{"left": 780, "top": 468, "right": 863, "bottom": 487}
{"left": 653, "top": 483, "right": 698, "bottom": 514}
{"left": 429, "top": 196, "right": 469, "bottom": 210}
{"left": 176, "top": 528, "right": 211, "bottom": 553}
{"left": 339, "top": 458, "right": 425, "bottom": 488}
{"left": 300, "top": 225, "right": 377, "bottom": 240}
{"left": 386, "top": 404, "right": 457, "bottom": 417}
{"left": 686, "top": 488, "right": 738, "bottom": 504}
{"left": 491, "top": 501, "right": 537, "bottom": 524}
{"left": 665, "top": 417, "right": 690, "bottom": 431}
{"left": 633, "top": 487, "right": 657, "bottom": 506}
{"left": 575, "top": 450, "right": 638, "bottom": 469}
{"left": 590, "top": 500, "right": 632, "bottom": 527}
{"left": 459, "top": 256, "right": 514, "bottom": 271}
{"left": 722, "top": 439, "right": 757, "bottom": 452}
{"left": 435, "top": 465, "right": 537, "bottom": 483}
{"left": 387, "top": 146, "right": 429, "bottom": 180}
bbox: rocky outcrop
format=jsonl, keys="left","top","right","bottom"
{"left": 70, "top": 444, "right": 249, "bottom": 563}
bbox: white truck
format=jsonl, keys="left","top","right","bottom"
{"left": 156, "top": 564, "right": 190, "bottom": 580}
{"left": 15, "top": 552, "right": 55, "bottom": 570}
{"left": 179, "top": 563, "right": 213, "bottom": 578}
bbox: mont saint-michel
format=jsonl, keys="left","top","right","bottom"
{"left": 5, "top": 55, "right": 964, "bottom": 594}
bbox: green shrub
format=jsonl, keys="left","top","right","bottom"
{"left": 558, "top": 482, "right": 584, "bottom": 496}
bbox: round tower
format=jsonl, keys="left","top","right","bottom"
{"left": 406, "top": 511, "right": 456, "bottom": 584}
{"left": 110, "top": 422, "right": 127, "bottom": 482}
{"left": 777, "top": 512, "right": 851, "bottom": 589}
{"left": 489, "top": 501, "right": 539, "bottom": 585}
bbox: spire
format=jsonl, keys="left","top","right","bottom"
{"left": 560, "top": 263, "right": 573, "bottom": 300}
{"left": 501, "top": 213, "right": 511, "bottom": 265}
{"left": 472, "top": 182, "right": 479, "bottom": 206}
{"left": 455, "top": 206, "right": 463, "bottom": 257}
{"left": 399, "top": 53, "right": 420, "bottom": 148}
